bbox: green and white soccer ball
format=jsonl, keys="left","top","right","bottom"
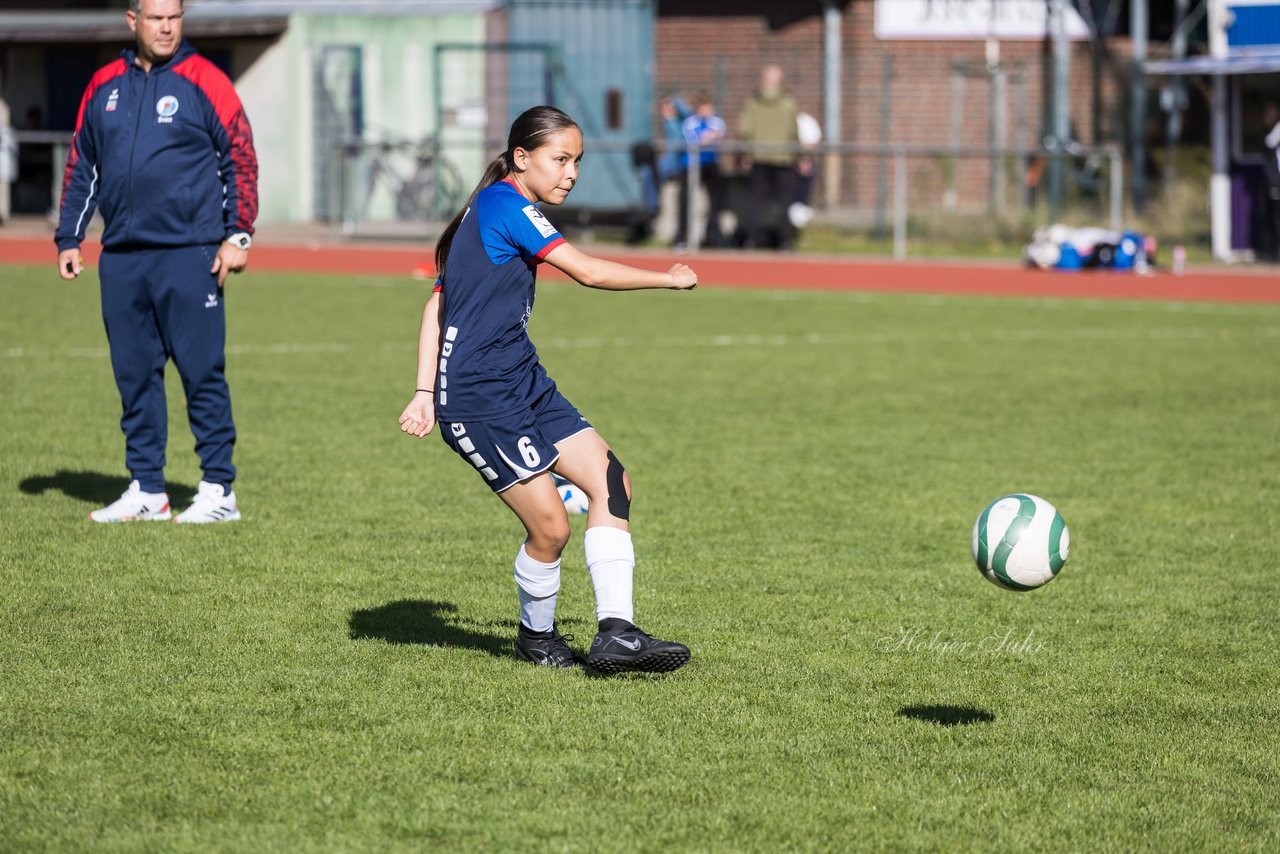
{"left": 971, "top": 494, "right": 1069, "bottom": 591}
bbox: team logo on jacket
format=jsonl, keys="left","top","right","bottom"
{"left": 105, "top": 89, "right": 119, "bottom": 112}
{"left": 155, "top": 96, "right": 179, "bottom": 122}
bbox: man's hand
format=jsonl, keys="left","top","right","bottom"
{"left": 57, "top": 248, "right": 82, "bottom": 280}
{"left": 211, "top": 242, "right": 249, "bottom": 287}
{"left": 399, "top": 391, "right": 437, "bottom": 438}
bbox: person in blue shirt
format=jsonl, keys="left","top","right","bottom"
{"left": 673, "top": 93, "right": 727, "bottom": 251}
{"left": 398, "top": 106, "right": 698, "bottom": 674}
{"left": 656, "top": 94, "right": 691, "bottom": 184}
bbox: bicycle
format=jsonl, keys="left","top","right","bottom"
{"left": 357, "top": 139, "right": 465, "bottom": 223}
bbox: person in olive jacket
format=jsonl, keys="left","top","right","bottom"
{"left": 739, "top": 64, "right": 800, "bottom": 250}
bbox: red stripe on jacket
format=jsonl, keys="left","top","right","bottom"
{"left": 59, "top": 59, "right": 128, "bottom": 214}
{"left": 172, "top": 56, "right": 259, "bottom": 233}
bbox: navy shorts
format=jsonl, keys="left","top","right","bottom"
{"left": 439, "top": 388, "right": 593, "bottom": 493}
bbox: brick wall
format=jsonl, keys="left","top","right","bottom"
{"left": 655, "top": 0, "right": 1124, "bottom": 214}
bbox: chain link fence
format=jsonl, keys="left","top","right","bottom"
{"left": 7, "top": 130, "right": 1123, "bottom": 260}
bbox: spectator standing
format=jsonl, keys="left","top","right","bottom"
{"left": 673, "top": 94, "right": 727, "bottom": 250}
{"left": 1259, "top": 102, "right": 1280, "bottom": 261}
{"left": 739, "top": 65, "right": 800, "bottom": 249}
{"left": 657, "top": 94, "right": 691, "bottom": 184}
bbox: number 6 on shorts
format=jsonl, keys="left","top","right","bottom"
{"left": 517, "top": 436, "right": 541, "bottom": 467}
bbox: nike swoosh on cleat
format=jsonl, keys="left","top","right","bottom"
{"left": 610, "top": 637, "right": 642, "bottom": 651}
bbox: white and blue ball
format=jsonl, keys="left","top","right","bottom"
{"left": 552, "top": 474, "right": 589, "bottom": 514}
{"left": 971, "top": 494, "right": 1069, "bottom": 591}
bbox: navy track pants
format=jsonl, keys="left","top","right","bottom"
{"left": 99, "top": 244, "right": 236, "bottom": 492}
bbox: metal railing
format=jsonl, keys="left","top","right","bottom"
{"left": 661, "top": 140, "right": 1124, "bottom": 256}
{"left": 5, "top": 129, "right": 1124, "bottom": 263}
{"left": 2, "top": 130, "right": 70, "bottom": 223}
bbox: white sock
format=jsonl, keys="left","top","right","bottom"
{"left": 513, "top": 545, "right": 559, "bottom": 633}
{"left": 585, "top": 526, "right": 634, "bottom": 624}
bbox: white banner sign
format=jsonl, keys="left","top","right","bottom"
{"left": 875, "top": 0, "right": 1090, "bottom": 41}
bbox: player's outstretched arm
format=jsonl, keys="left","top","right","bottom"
{"left": 399, "top": 290, "right": 444, "bottom": 438}
{"left": 544, "top": 243, "right": 697, "bottom": 292}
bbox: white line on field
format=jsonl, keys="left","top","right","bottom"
{"left": 537, "top": 326, "right": 1280, "bottom": 349}
{"left": 6, "top": 326, "right": 1280, "bottom": 361}
{"left": 689, "top": 286, "right": 1280, "bottom": 317}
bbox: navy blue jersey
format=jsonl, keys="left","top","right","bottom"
{"left": 436, "top": 179, "right": 566, "bottom": 421}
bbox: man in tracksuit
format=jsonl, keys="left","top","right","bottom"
{"left": 55, "top": 0, "right": 258, "bottom": 524}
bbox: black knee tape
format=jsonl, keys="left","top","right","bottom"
{"left": 606, "top": 451, "right": 630, "bottom": 520}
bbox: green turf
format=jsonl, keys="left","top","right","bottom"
{"left": 2, "top": 263, "right": 1278, "bottom": 851}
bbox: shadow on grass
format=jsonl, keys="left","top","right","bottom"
{"left": 897, "top": 704, "right": 995, "bottom": 727}
{"left": 349, "top": 599, "right": 511, "bottom": 658}
{"left": 19, "top": 469, "right": 196, "bottom": 507}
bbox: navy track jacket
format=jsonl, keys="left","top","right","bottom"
{"left": 55, "top": 41, "right": 258, "bottom": 252}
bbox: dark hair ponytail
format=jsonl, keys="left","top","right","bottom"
{"left": 433, "top": 105, "right": 580, "bottom": 276}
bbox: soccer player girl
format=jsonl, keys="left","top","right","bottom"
{"left": 398, "top": 106, "right": 698, "bottom": 674}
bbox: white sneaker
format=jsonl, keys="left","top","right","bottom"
{"left": 89, "top": 480, "right": 172, "bottom": 523}
{"left": 174, "top": 480, "right": 241, "bottom": 524}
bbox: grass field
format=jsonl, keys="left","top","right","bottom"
{"left": 2, "top": 261, "right": 1278, "bottom": 851}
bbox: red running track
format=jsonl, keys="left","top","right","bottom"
{"left": 4, "top": 235, "right": 1278, "bottom": 304}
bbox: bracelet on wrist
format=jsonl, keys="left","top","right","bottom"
{"left": 415, "top": 388, "right": 435, "bottom": 394}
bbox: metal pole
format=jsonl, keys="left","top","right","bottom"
{"left": 1090, "top": 10, "right": 1103, "bottom": 144}
{"left": 1016, "top": 72, "right": 1031, "bottom": 212}
{"left": 1131, "top": 0, "right": 1148, "bottom": 212}
{"left": 875, "top": 55, "right": 893, "bottom": 236}
{"left": 1048, "top": 0, "right": 1070, "bottom": 218}
{"left": 948, "top": 69, "right": 965, "bottom": 210}
{"left": 336, "top": 142, "right": 348, "bottom": 235}
{"left": 822, "top": 0, "right": 843, "bottom": 210}
{"left": 1110, "top": 149, "right": 1123, "bottom": 232}
{"left": 52, "top": 142, "right": 67, "bottom": 217}
{"left": 1164, "top": 0, "right": 1190, "bottom": 192}
{"left": 685, "top": 144, "right": 701, "bottom": 252}
{"left": 433, "top": 45, "right": 443, "bottom": 151}
{"left": 893, "top": 152, "right": 907, "bottom": 260}
{"left": 0, "top": 64, "right": 10, "bottom": 225}
{"left": 989, "top": 39, "right": 1007, "bottom": 216}
{"left": 1208, "top": 0, "right": 1232, "bottom": 260}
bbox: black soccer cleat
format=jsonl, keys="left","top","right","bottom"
{"left": 586, "top": 619, "right": 691, "bottom": 674}
{"left": 514, "top": 624, "right": 584, "bottom": 669}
